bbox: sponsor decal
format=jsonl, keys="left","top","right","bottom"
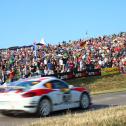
{"left": 62, "top": 94, "right": 71, "bottom": 103}
{"left": 60, "top": 88, "right": 70, "bottom": 93}
{"left": 101, "top": 67, "right": 120, "bottom": 76}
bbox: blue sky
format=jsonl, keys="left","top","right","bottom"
{"left": 0, "top": 0, "right": 126, "bottom": 48}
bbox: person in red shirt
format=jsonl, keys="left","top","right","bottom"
{"left": 9, "top": 67, "right": 15, "bottom": 82}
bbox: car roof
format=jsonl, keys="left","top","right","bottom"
{"left": 5, "top": 76, "right": 69, "bottom": 90}
{"left": 6, "top": 76, "right": 57, "bottom": 86}
{"left": 25, "top": 76, "right": 57, "bottom": 82}
{"left": 27, "top": 76, "right": 62, "bottom": 89}
{"left": 5, "top": 76, "right": 58, "bottom": 88}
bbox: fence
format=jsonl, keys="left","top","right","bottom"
{"left": 40, "top": 67, "right": 122, "bottom": 80}
{"left": 0, "top": 67, "right": 123, "bottom": 85}
{"left": 41, "top": 69, "right": 101, "bottom": 80}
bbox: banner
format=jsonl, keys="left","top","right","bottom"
{"left": 101, "top": 67, "right": 120, "bottom": 76}
{"left": 87, "top": 69, "right": 101, "bottom": 76}
{"left": 41, "top": 69, "right": 101, "bottom": 80}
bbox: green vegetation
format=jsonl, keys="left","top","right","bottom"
{"left": 67, "top": 74, "right": 126, "bottom": 94}
{"left": 27, "top": 106, "right": 126, "bottom": 126}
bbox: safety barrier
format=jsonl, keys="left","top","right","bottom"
{"left": 41, "top": 69, "right": 101, "bottom": 80}
{"left": 101, "top": 67, "right": 120, "bottom": 76}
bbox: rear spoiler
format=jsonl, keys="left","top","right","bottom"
{"left": 0, "top": 86, "right": 25, "bottom": 89}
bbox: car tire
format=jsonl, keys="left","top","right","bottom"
{"left": 37, "top": 98, "right": 52, "bottom": 117}
{"left": 80, "top": 93, "right": 90, "bottom": 109}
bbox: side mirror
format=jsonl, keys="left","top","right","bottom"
{"left": 69, "top": 85, "right": 74, "bottom": 89}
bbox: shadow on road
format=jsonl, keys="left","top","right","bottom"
{"left": 0, "top": 104, "right": 118, "bottom": 118}
{"left": 92, "top": 104, "right": 118, "bottom": 110}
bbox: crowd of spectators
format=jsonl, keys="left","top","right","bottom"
{"left": 0, "top": 32, "right": 126, "bottom": 84}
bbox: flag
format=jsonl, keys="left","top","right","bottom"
{"left": 9, "top": 56, "right": 14, "bottom": 64}
{"left": 33, "top": 41, "right": 37, "bottom": 60}
{"left": 80, "top": 41, "right": 86, "bottom": 48}
{"left": 85, "top": 31, "right": 88, "bottom": 35}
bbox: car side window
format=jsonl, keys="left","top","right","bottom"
{"left": 44, "top": 82, "right": 53, "bottom": 89}
{"left": 50, "top": 80, "right": 68, "bottom": 89}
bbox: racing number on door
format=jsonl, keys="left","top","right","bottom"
{"left": 63, "top": 93, "right": 71, "bottom": 103}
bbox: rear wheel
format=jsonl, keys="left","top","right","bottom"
{"left": 37, "top": 98, "right": 52, "bottom": 117}
{"left": 80, "top": 93, "right": 90, "bottom": 109}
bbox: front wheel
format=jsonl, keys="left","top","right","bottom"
{"left": 80, "top": 93, "right": 90, "bottom": 109}
{"left": 37, "top": 98, "right": 52, "bottom": 117}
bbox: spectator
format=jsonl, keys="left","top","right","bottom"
{"left": 0, "top": 32, "right": 126, "bottom": 82}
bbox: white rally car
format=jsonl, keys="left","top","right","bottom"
{"left": 0, "top": 76, "right": 91, "bottom": 116}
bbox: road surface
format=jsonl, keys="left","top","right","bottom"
{"left": 0, "top": 91, "right": 126, "bottom": 126}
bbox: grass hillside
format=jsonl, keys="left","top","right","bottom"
{"left": 67, "top": 74, "right": 126, "bottom": 94}
{"left": 27, "top": 106, "right": 126, "bottom": 126}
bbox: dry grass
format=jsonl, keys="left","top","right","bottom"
{"left": 24, "top": 74, "right": 126, "bottom": 126}
{"left": 67, "top": 74, "right": 126, "bottom": 94}
{"left": 26, "top": 106, "right": 126, "bottom": 126}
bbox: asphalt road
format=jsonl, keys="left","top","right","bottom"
{"left": 0, "top": 91, "right": 126, "bottom": 126}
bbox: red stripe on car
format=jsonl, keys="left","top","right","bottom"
{"left": 72, "top": 87, "right": 87, "bottom": 92}
{"left": 22, "top": 89, "right": 54, "bottom": 97}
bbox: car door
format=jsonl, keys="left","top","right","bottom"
{"left": 44, "top": 79, "right": 72, "bottom": 111}
{"left": 52, "top": 80, "right": 72, "bottom": 104}
{"left": 52, "top": 80, "right": 72, "bottom": 102}
{"left": 44, "top": 80, "right": 64, "bottom": 105}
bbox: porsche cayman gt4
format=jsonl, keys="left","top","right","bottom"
{"left": 0, "top": 77, "right": 91, "bottom": 116}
